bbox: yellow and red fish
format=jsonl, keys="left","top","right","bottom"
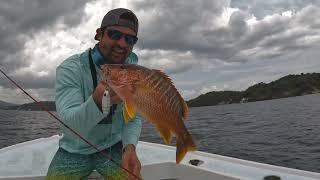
{"left": 102, "top": 64, "right": 196, "bottom": 163}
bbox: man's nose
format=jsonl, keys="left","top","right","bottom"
{"left": 116, "top": 36, "right": 129, "bottom": 48}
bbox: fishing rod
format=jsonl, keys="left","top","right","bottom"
{"left": 0, "top": 68, "right": 142, "bottom": 180}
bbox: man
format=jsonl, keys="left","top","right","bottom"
{"left": 47, "top": 8, "right": 142, "bottom": 180}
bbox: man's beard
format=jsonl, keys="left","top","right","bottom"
{"left": 103, "top": 44, "right": 129, "bottom": 64}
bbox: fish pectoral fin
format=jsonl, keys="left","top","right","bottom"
{"left": 123, "top": 108, "right": 131, "bottom": 124}
{"left": 157, "top": 126, "right": 172, "bottom": 145}
{"left": 124, "top": 101, "right": 137, "bottom": 123}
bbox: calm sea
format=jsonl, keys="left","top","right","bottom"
{"left": 0, "top": 94, "right": 319, "bottom": 173}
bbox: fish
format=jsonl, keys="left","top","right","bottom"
{"left": 101, "top": 64, "right": 197, "bottom": 163}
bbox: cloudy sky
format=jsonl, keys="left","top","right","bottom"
{"left": 0, "top": 0, "right": 320, "bottom": 104}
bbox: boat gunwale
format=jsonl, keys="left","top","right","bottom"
{"left": 0, "top": 135, "right": 319, "bottom": 179}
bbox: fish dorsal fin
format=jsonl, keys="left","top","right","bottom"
{"left": 148, "top": 69, "right": 189, "bottom": 120}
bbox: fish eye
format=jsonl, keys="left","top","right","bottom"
{"left": 118, "top": 71, "right": 126, "bottom": 78}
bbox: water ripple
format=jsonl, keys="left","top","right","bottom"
{"left": 0, "top": 94, "right": 320, "bottom": 173}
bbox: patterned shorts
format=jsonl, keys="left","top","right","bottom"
{"left": 46, "top": 142, "right": 127, "bottom": 180}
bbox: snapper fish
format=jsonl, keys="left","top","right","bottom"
{"left": 102, "top": 64, "right": 197, "bottom": 163}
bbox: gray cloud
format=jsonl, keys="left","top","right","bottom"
{"left": 137, "top": 48, "right": 197, "bottom": 75}
{"left": 0, "top": 0, "right": 91, "bottom": 72}
{"left": 230, "top": 0, "right": 320, "bottom": 19}
{"left": 0, "top": 68, "right": 55, "bottom": 90}
{"left": 1, "top": 0, "right": 320, "bottom": 103}
{"left": 132, "top": 1, "right": 320, "bottom": 64}
{"left": 133, "top": 0, "right": 229, "bottom": 50}
{"left": 234, "top": 5, "right": 320, "bottom": 61}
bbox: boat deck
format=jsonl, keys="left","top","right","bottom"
{"left": 0, "top": 135, "right": 319, "bottom": 180}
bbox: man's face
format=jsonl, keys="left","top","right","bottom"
{"left": 98, "top": 25, "right": 136, "bottom": 64}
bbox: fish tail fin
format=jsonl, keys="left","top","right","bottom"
{"left": 176, "top": 131, "right": 197, "bottom": 164}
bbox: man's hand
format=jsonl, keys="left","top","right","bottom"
{"left": 122, "top": 144, "right": 141, "bottom": 180}
{"left": 93, "top": 81, "right": 122, "bottom": 110}
{"left": 109, "top": 88, "right": 122, "bottom": 104}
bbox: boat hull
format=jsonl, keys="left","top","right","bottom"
{"left": 0, "top": 135, "right": 319, "bottom": 180}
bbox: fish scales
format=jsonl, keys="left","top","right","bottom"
{"left": 143, "top": 70, "right": 183, "bottom": 115}
{"left": 102, "top": 64, "right": 196, "bottom": 163}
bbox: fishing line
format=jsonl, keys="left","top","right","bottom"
{"left": 0, "top": 68, "right": 142, "bottom": 180}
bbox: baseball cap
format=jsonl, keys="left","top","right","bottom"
{"left": 95, "top": 8, "right": 139, "bottom": 40}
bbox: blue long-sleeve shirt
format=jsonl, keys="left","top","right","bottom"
{"left": 55, "top": 47, "right": 142, "bottom": 154}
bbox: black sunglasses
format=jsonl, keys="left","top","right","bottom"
{"left": 106, "top": 29, "right": 138, "bottom": 45}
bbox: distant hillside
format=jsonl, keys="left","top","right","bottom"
{"left": 187, "top": 91, "right": 243, "bottom": 107}
{"left": 187, "top": 72, "right": 320, "bottom": 107}
{"left": 4, "top": 101, "right": 56, "bottom": 111}
{"left": 0, "top": 100, "right": 17, "bottom": 109}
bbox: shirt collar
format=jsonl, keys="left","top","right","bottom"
{"left": 91, "top": 44, "right": 112, "bottom": 68}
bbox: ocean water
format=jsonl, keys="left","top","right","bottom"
{"left": 0, "top": 94, "right": 319, "bottom": 173}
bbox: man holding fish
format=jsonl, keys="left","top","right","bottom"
{"left": 47, "top": 7, "right": 196, "bottom": 180}
{"left": 47, "top": 8, "right": 142, "bottom": 180}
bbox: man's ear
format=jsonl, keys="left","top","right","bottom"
{"left": 94, "top": 28, "right": 103, "bottom": 41}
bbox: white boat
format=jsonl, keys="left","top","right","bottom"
{"left": 0, "top": 135, "right": 319, "bottom": 180}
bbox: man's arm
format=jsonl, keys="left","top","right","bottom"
{"left": 121, "top": 115, "right": 142, "bottom": 180}
{"left": 121, "top": 115, "right": 142, "bottom": 148}
{"left": 55, "top": 63, "right": 105, "bottom": 131}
